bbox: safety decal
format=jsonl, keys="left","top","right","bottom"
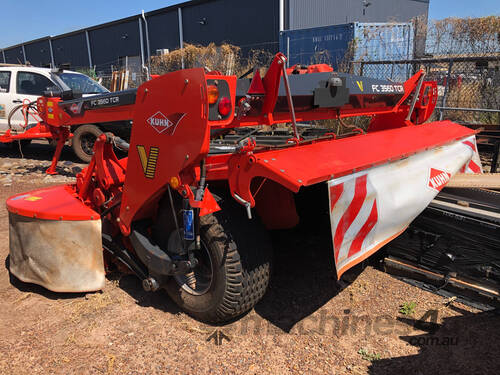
{"left": 427, "top": 168, "right": 451, "bottom": 192}
{"left": 356, "top": 80, "right": 364, "bottom": 92}
{"left": 11, "top": 194, "right": 43, "bottom": 202}
{"left": 328, "top": 138, "right": 475, "bottom": 279}
{"left": 137, "top": 145, "right": 159, "bottom": 179}
{"left": 69, "top": 102, "right": 83, "bottom": 115}
{"left": 10, "top": 194, "right": 29, "bottom": 201}
{"left": 147, "top": 112, "right": 186, "bottom": 135}
{"left": 460, "top": 139, "right": 483, "bottom": 174}
{"left": 25, "top": 196, "right": 42, "bottom": 202}
{"left": 47, "top": 105, "right": 54, "bottom": 119}
{"left": 0, "top": 104, "right": 5, "bottom": 119}
{"left": 330, "top": 174, "right": 378, "bottom": 267}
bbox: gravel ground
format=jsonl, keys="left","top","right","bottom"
{"left": 0, "top": 141, "right": 85, "bottom": 187}
{"left": 0, "top": 142, "right": 499, "bottom": 374}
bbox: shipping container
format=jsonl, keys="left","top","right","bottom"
{"left": 280, "top": 22, "right": 414, "bottom": 81}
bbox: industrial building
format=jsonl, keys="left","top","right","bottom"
{"left": 287, "top": 0, "right": 429, "bottom": 29}
{"left": 1, "top": 0, "right": 429, "bottom": 73}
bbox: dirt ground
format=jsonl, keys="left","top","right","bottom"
{"left": 0, "top": 143, "right": 499, "bottom": 374}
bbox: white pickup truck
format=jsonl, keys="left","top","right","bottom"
{"left": 0, "top": 65, "right": 130, "bottom": 162}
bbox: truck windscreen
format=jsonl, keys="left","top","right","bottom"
{"left": 57, "top": 73, "right": 108, "bottom": 95}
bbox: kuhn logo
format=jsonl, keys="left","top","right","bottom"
{"left": 147, "top": 112, "right": 172, "bottom": 131}
{"left": 70, "top": 103, "right": 80, "bottom": 114}
{"left": 428, "top": 168, "right": 451, "bottom": 192}
{"left": 147, "top": 111, "right": 186, "bottom": 135}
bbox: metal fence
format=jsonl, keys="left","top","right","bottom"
{"left": 352, "top": 55, "right": 500, "bottom": 124}
{"left": 73, "top": 54, "right": 148, "bottom": 91}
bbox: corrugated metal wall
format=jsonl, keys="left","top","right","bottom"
{"left": 182, "top": 0, "right": 279, "bottom": 53}
{"left": 146, "top": 11, "right": 180, "bottom": 54}
{"left": 4, "top": 46, "right": 24, "bottom": 64}
{"left": 88, "top": 19, "right": 142, "bottom": 69}
{"left": 52, "top": 32, "right": 89, "bottom": 68}
{"left": 24, "top": 39, "right": 52, "bottom": 67}
{"left": 288, "top": 0, "right": 429, "bottom": 30}
{"left": 1, "top": 0, "right": 280, "bottom": 72}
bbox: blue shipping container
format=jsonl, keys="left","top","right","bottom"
{"left": 280, "top": 22, "right": 414, "bottom": 80}
{"left": 280, "top": 23, "right": 354, "bottom": 70}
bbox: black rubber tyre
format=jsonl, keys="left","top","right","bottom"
{"left": 164, "top": 195, "right": 273, "bottom": 323}
{"left": 10, "top": 139, "right": 32, "bottom": 149}
{"left": 72, "top": 125, "right": 103, "bottom": 163}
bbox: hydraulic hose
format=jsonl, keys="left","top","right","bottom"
{"left": 194, "top": 159, "right": 207, "bottom": 251}
{"left": 7, "top": 100, "right": 39, "bottom": 131}
{"left": 195, "top": 158, "right": 206, "bottom": 202}
{"left": 336, "top": 109, "right": 365, "bottom": 135}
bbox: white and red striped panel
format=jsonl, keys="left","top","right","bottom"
{"left": 460, "top": 137, "right": 483, "bottom": 174}
{"left": 328, "top": 135, "right": 481, "bottom": 279}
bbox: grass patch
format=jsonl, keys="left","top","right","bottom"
{"left": 399, "top": 301, "right": 417, "bottom": 316}
{"left": 358, "top": 348, "right": 381, "bottom": 361}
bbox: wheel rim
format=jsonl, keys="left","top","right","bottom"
{"left": 81, "top": 133, "right": 97, "bottom": 156}
{"left": 174, "top": 240, "right": 213, "bottom": 296}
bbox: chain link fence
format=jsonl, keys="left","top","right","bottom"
{"left": 350, "top": 16, "right": 500, "bottom": 125}
{"left": 73, "top": 54, "right": 148, "bottom": 92}
{"left": 352, "top": 55, "right": 500, "bottom": 124}
{"left": 72, "top": 43, "right": 276, "bottom": 92}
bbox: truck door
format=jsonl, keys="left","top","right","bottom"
{"left": 0, "top": 70, "right": 13, "bottom": 133}
{"left": 8, "top": 71, "right": 55, "bottom": 132}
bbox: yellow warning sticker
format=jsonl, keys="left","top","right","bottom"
{"left": 25, "top": 196, "right": 42, "bottom": 202}
{"left": 137, "top": 145, "right": 159, "bottom": 179}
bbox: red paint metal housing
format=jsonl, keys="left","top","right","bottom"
{"left": 6, "top": 185, "right": 99, "bottom": 221}
{"left": 222, "top": 121, "right": 476, "bottom": 208}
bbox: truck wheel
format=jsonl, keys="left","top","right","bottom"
{"left": 164, "top": 196, "right": 272, "bottom": 323}
{"left": 72, "top": 125, "right": 103, "bottom": 163}
{"left": 10, "top": 139, "right": 32, "bottom": 149}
